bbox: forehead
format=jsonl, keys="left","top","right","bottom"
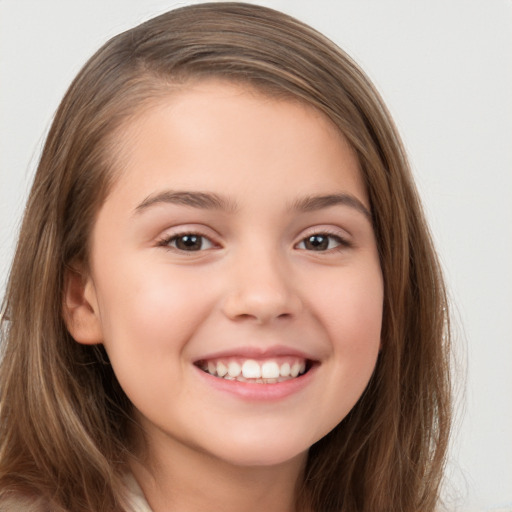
{"left": 105, "top": 79, "right": 367, "bottom": 208}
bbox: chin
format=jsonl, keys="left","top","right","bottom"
{"left": 205, "top": 432, "right": 312, "bottom": 468}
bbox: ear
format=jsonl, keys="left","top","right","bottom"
{"left": 63, "top": 265, "right": 103, "bottom": 345}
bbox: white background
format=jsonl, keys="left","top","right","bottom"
{"left": 1, "top": 1, "right": 511, "bottom": 510}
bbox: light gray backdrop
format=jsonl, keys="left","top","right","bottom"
{"left": 1, "top": 1, "right": 511, "bottom": 510}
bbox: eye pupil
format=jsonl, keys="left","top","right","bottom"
{"left": 305, "top": 235, "right": 329, "bottom": 251}
{"left": 175, "top": 235, "right": 202, "bottom": 251}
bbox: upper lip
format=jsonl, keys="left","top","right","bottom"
{"left": 193, "top": 345, "right": 319, "bottom": 363}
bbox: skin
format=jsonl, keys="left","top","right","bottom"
{"left": 65, "top": 81, "right": 383, "bottom": 512}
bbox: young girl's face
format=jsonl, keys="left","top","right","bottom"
{"left": 72, "top": 81, "right": 383, "bottom": 469}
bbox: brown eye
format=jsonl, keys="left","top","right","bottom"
{"left": 168, "top": 234, "right": 214, "bottom": 251}
{"left": 297, "top": 234, "right": 345, "bottom": 251}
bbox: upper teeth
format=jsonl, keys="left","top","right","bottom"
{"left": 201, "top": 358, "right": 307, "bottom": 382}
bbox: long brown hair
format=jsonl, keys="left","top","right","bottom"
{"left": 0, "top": 3, "right": 451, "bottom": 511}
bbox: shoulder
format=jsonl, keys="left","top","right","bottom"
{"left": 0, "top": 492, "right": 52, "bottom": 512}
{"left": 0, "top": 475, "right": 152, "bottom": 512}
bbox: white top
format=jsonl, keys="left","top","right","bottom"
{"left": 124, "top": 474, "right": 153, "bottom": 512}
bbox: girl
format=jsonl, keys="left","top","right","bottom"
{"left": 0, "top": 3, "right": 451, "bottom": 511}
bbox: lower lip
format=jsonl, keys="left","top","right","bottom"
{"left": 194, "top": 364, "right": 317, "bottom": 401}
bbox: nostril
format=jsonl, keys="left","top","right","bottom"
{"left": 234, "top": 313, "right": 253, "bottom": 322}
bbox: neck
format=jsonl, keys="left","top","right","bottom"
{"left": 130, "top": 430, "right": 307, "bottom": 512}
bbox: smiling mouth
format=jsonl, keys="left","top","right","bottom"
{"left": 195, "top": 357, "right": 313, "bottom": 384}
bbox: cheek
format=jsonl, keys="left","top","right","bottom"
{"left": 318, "top": 264, "right": 383, "bottom": 339}
{"left": 94, "top": 263, "right": 218, "bottom": 407}
{"left": 311, "top": 263, "right": 383, "bottom": 379}
{"left": 94, "top": 259, "right": 216, "bottom": 356}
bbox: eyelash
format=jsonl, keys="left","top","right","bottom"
{"left": 295, "top": 231, "right": 351, "bottom": 252}
{"left": 157, "top": 230, "right": 351, "bottom": 254}
{"left": 157, "top": 232, "right": 217, "bottom": 252}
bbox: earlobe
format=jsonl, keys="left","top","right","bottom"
{"left": 63, "top": 266, "right": 103, "bottom": 345}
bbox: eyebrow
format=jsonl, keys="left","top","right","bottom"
{"left": 290, "top": 193, "right": 372, "bottom": 220}
{"left": 134, "top": 190, "right": 238, "bottom": 214}
{"left": 134, "top": 189, "right": 371, "bottom": 220}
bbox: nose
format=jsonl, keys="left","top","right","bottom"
{"left": 221, "top": 250, "right": 303, "bottom": 324}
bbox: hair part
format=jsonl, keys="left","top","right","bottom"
{"left": 0, "top": 3, "right": 451, "bottom": 511}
